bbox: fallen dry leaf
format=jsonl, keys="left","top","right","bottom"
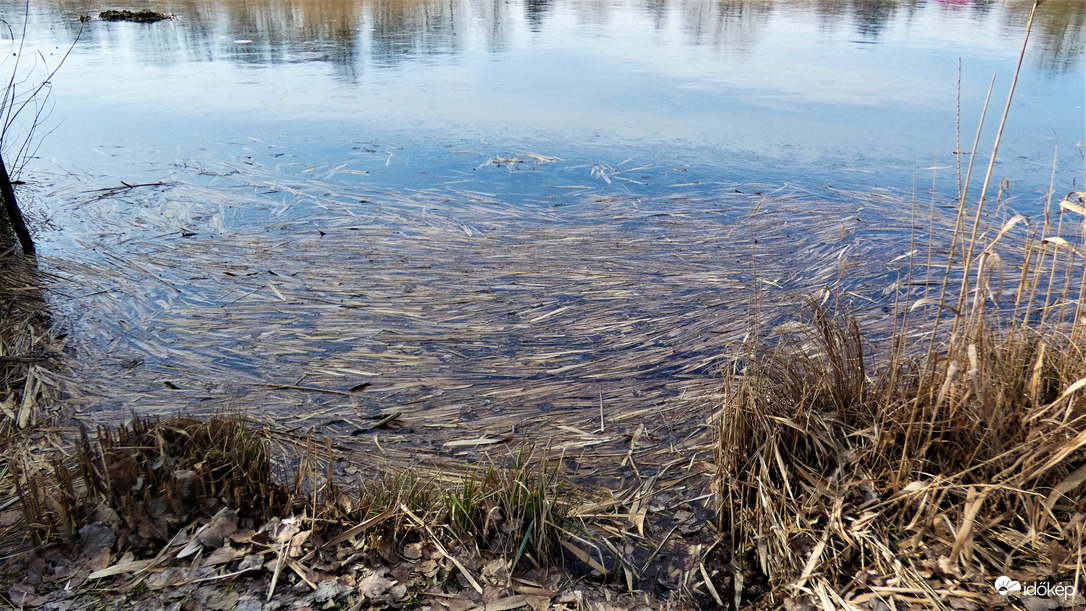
{"left": 8, "top": 583, "right": 46, "bottom": 608}
{"left": 205, "top": 590, "right": 240, "bottom": 610}
{"left": 238, "top": 554, "right": 264, "bottom": 571}
{"left": 0, "top": 509, "right": 21, "bottom": 527}
{"left": 196, "top": 507, "right": 239, "bottom": 548}
{"left": 482, "top": 558, "right": 511, "bottom": 583}
{"left": 442, "top": 598, "right": 477, "bottom": 611}
{"left": 205, "top": 544, "right": 246, "bottom": 566}
{"left": 359, "top": 572, "right": 396, "bottom": 599}
{"left": 288, "top": 529, "right": 311, "bottom": 557}
{"left": 229, "top": 528, "right": 256, "bottom": 544}
{"left": 78, "top": 521, "right": 116, "bottom": 556}
{"left": 403, "top": 541, "right": 423, "bottom": 560}
{"left": 417, "top": 559, "right": 440, "bottom": 578}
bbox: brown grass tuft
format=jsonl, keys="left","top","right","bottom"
{"left": 715, "top": 195, "right": 1086, "bottom": 608}
{"left": 14, "top": 414, "right": 293, "bottom": 546}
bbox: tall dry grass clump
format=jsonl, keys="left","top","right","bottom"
{"left": 716, "top": 250, "right": 1085, "bottom": 606}
{"left": 715, "top": 1, "right": 1085, "bottom": 604}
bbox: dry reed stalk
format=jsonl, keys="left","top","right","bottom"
{"left": 715, "top": 6, "right": 1086, "bottom": 603}
{"left": 714, "top": 9, "right": 1085, "bottom": 601}
{"left": 717, "top": 280, "right": 1085, "bottom": 605}
{"left": 953, "top": 0, "right": 1043, "bottom": 347}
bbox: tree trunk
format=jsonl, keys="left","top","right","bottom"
{"left": 0, "top": 151, "right": 35, "bottom": 254}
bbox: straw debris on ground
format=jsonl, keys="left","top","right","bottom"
{"left": 7, "top": 410, "right": 727, "bottom": 610}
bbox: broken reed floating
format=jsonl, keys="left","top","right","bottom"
{"left": 48, "top": 172, "right": 945, "bottom": 486}
{"left": 8, "top": 178, "right": 1081, "bottom": 608}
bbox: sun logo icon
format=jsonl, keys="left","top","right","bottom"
{"left": 995, "top": 576, "right": 1022, "bottom": 596}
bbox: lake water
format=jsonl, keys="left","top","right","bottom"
{"left": 4, "top": 0, "right": 1084, "bottom": 229}
{"left": 1, "top": 0, "right": 1083, "bottom": 444}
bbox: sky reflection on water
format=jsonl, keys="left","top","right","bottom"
{"left": 3, "top": 0, "right": 1084, "bottom": 225}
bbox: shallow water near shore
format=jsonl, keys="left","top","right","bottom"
{"left": 2, "top": 0, "right": 1083, "bottom": 454}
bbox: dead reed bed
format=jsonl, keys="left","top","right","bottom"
{"left": 715, "top": 182, "right": 1086, "bottom": 608}
{"left": 0, "top": 248, "right": 70, "bottom": 559}
{"left": 715, "top": 3, "right": 1085, "bottom": 604}
{"left": 38, "top": 173, "right": 946, "bottom": 485}
{"left": 9, "top": 411, "right": 601, "bottom": 608}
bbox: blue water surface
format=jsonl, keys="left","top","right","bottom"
{"left": 3, "top": 0, "right": 1083, "bottom": 235}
